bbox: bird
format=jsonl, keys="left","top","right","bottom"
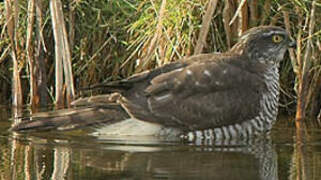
{"left": 11, "top": 26, "right": 296, "bottom": 140}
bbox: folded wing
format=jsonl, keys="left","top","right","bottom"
{"left": 121, "top": 54, "right": 265, "bottom": 131}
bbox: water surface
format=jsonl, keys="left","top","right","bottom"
{"left": 1, "top": 107, "right": 321, "bottom": 180}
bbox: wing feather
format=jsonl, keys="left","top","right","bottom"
{"left": 122, "top": 55, "right": 266, "bottom": 131}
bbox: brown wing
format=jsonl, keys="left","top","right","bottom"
{"left": 121, "top": 54, "right": 266, "bottom": 131}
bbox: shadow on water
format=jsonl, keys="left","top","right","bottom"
{"left": 1, "top": 107, "right": 321, "bottom": 180}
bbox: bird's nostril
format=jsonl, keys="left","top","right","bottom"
{"left": 289, "top": 41, "right": 296, "bottom": 48}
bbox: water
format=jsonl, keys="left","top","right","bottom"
{"left": 1, "top": 107, "right": 321, "bottom": 180}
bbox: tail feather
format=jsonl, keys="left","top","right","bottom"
{"left": 11, "top": 105, "right": 129, "bottom": 132}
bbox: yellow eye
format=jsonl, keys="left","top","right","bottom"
{"left": 272, "top": 35, "right": 283, "bottom": 43}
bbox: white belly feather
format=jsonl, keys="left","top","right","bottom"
{"left": 91, "top": 119, "right": 181, "bottom": 137}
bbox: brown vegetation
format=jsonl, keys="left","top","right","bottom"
{"left": 0, "top": 0, "right": 320, "bottom": 122}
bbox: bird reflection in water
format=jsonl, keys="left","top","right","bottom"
{"left": 8, "top": 133, "right": 278, "bottom": 180}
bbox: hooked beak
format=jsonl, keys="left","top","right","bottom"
{"left": 288, "top": 40, "right": 296, "bottom": 48}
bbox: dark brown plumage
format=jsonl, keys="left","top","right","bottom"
{"left": 12, "top": 26, "right": 296, "bottom": 139}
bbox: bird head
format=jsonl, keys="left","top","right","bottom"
{"left": 231, "top": 26, "right": 296, "bottom": 66}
